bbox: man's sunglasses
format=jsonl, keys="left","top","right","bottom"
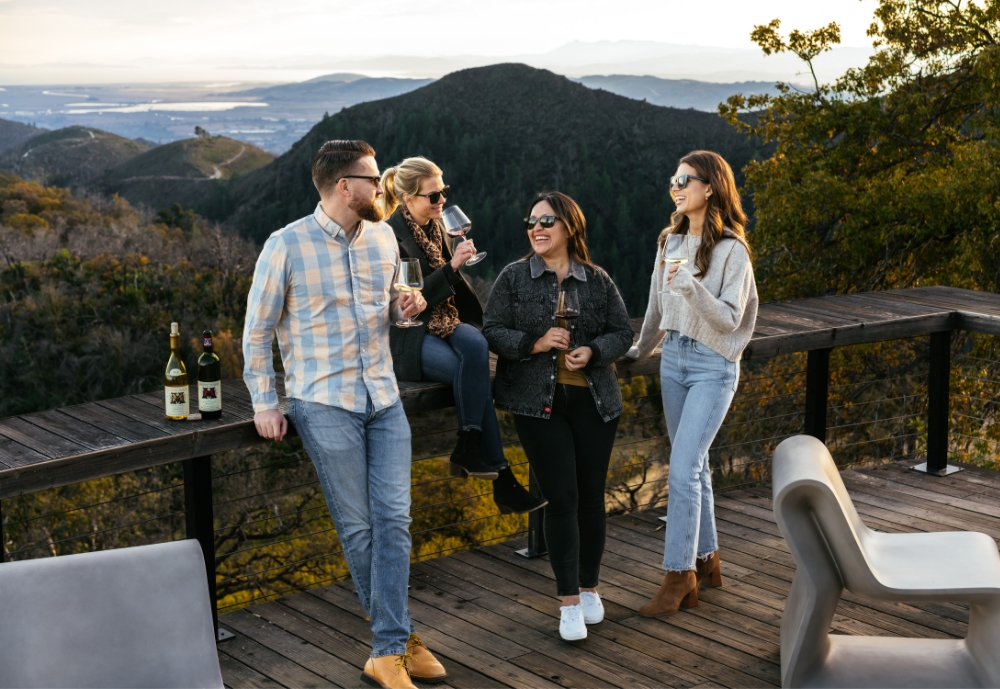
{"left": 669, "top": 174, "right": 708, "bottom": 189}
{"left": 524, "top": 215, "right": 558, "bottom": 230}
{"left": 339, "top": 175, "right": 382, "bottom": 187}
{"left": 413, "top": 186, "right": 451, "bottom": 204}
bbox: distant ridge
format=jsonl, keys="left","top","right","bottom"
{"left": 213, "top": 63, "right": 758, "bottom": 312}
{"left": 0, "top": 126, "right": 147, "bottom": 187}
{"left": 574, "top": 75, "right": 787, "bottom": 111}
{"left": 101, "top": 135, "right": 274, "bottom": 210}
{"left": 0, "top": 117, "right": 44, "bottom": 156}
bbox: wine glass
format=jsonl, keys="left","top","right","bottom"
{"left": 442, "top": 206, "right": 486, "bottom": 266}
{"left": 663, "top": 234, "right": 689, "bottom": 296}
{"left": 553, "top": 289, "right": 580, "bottom": 350}
{"left": 394, "top": 258, "right": 424, "bottom": 328}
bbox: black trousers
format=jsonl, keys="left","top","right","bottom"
{"left": 514, "top": 384, "right": 620, "bottom": 596}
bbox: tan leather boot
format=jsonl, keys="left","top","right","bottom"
{"left": 361, "top": 653, "right": 417, "bottom": 689}
{"left": 406, "top": 633, "right": 448, "bottom": 683}
{"left": 695, "top": 551, "right": 723, "bottom": 589}
{"left": 638, "top": 570, "right": 698, "bottom": 617}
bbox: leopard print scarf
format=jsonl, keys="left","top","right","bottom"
{"left": 400, "top": 206, "right": 461, "bottom": 339}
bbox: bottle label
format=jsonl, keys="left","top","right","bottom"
{"left": 198, "top": 380, "right": 222, "bottom": 412}
{"left": 168, "top": 368, "right": 183, "bottom": 377}
{"left": 165, "top": 385, "right": 189, "bottom": 417}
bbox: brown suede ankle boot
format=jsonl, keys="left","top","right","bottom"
{"left": 695, "top": 552, "right": 723, "bottom": 589}
{"left": 638, "top": 570, "right": 698, "bottom": 617}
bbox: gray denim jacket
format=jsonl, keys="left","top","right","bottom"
{"left": 483, "top": 254, "right": 635, "bottom": 421}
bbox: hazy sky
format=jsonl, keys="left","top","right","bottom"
{"left": 0, "top": 0, "right": 880, "bottom": 82}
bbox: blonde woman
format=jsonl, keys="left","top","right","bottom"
{"left": 628, "top": 150, "right": 758, "bottom": 617}
{"left": 378, "top": 157, "right": 546, "bottom": 515}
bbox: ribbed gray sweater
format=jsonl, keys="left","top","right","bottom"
{"left": 628, "top": 233, "right": 758, "bottom": 362}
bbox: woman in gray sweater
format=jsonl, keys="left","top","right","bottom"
{"left": 627, "top": 150, "right": 758, "bottom": 617}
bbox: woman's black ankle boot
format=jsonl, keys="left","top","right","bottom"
{"left": 450, "top": 429, "right": 500, "bottom": 480}
{"left": 492, "top": 467, "right": 548, "bottom": 514}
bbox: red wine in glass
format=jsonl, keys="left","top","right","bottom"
{"left": 442, "top": 206, "right": 486, "bottom": 266}
{"left": 553, "top": 290, "right": 580, "bottom": 350}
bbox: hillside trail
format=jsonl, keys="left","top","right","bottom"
{"left": 210, "top": 144, "right": 246, "bottom": 180}
{"left": 22, "top": 129, "right": 95, "bottom": 159}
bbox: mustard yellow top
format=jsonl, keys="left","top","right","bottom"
{"left": 556, "top": 350, "right": 589, "bottom": 387}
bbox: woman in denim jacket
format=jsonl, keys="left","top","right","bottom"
{"left": 627, "top": 150, "right": 758, "bottom": 617}
{"left": 483, "top": 191, "right": 634, "bottom": 642}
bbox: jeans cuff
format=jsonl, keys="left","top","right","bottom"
{"left": 371, "top": 648, "right": 408, "bottom": 659}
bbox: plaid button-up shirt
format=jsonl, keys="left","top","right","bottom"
{"left": 243, "top": 205, "right": 403, "bottom": 414}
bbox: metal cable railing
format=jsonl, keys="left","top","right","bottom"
{"left": 2, "top": 333, "right": 998, "bottom": 613}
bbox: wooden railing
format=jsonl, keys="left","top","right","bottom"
{"left": 1, "top": 286, "right": 999, "bottom": 634}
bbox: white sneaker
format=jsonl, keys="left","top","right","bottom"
{"left": 559, "top": 604, "right": 587, "bottom": 641}
{"left": 579, "top": 591, "right": 604, "bottom": 624}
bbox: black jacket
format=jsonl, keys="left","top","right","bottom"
{"left": 386, "top": 210, "right": 484, "bottom": 381}
{"left": 482, "top": 254, "right": 634, "bottom": 422}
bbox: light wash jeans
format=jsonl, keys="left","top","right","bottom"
{"left": 421, "top": 323, "right": 507, "bottom": 469}
{"left": 289, "top": 396, "right": 414, "bottom": 658}
{"left": 660, "top": 331, "right": 740, "bottom": 571}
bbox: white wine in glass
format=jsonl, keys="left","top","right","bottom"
{"left": 394, "top": 258, "right": 424, "bottom": 328}
{"left": 664, "top": 234, "right": 688, "bottom": 296}
{"left": 442, "top": 206, "right": 486, "bottom": 266}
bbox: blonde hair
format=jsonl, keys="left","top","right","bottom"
{"left": 376, "top": 156, "right": 443, "bottom": 218}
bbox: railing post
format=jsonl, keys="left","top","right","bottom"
{"left": 805, "top": 348, "right": 831, "bottom": 443}
{"left": 914, "top": 330, "right": 961, "bottom": 476}
{"left": 515, "top": 467, "right": 547, "bottom": 558}
{"left": 183, "top": 456, "right": 233, "bottom": 641}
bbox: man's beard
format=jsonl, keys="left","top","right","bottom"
{"left": 350, "top": 194, "right": 384, "bottom": 223}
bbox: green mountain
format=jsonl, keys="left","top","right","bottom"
{"left": 0, "top": 118, "right": 45, "bottom": 155}
{"left": 214, "top": 63, "right": 761, "bottom": 313}
{"left": 101, "top": 134, "right": 274, "bottom": 210}
{"left": 0, "top": 126, "right": 147, "bottom": 187}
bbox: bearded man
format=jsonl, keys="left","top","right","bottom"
{"left": 243, "top": 140, "right": 446, "bottom": 688}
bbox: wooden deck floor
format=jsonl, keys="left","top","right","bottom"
{"left": 216, "top": 459, "right": 1000, "bottom": 688}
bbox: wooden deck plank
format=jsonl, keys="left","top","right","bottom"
{"left": 216, "top": 460, "right": 1000, "bottom": 689}
{"left": 217, "top": 652, "right": 285, "bottom": 689}
{"left": 0, "top": 416, "right": 88, "bottom": 458}
{"left": 58, "top": 402, "right": 169, "bottom": 443}
{"left": 222, "top": 608, "right": 371, "bottom": 688}
{"left": 217, "top": 627, "right": 337, "bottom": 688}
{"left": 19, "top": 409, "right": 131, "bottom": 452}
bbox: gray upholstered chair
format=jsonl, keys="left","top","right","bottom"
{"left": 772, "top": 435, "right": 1000, "bottom": 689}
{"left": 0, "top": 539, "right": 224, "bottom": 688}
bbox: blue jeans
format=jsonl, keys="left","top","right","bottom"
{"left": 288, "top": 397, "right": 414, "bottom": 658}
{"left": 421, "top": 323, "right": 506, "bottom": 469}
{"left": 660, "top": 331, "right": 739, "bottom": 571}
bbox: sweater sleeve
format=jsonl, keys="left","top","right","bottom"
{"left": 671, "top": 241, "right": 754, "bottom": 334}
{"left": 482, "top": 266, "right": 537, "bottom": 361}
{"left": 628, "top": 244, "right": 667, "bottom": 360}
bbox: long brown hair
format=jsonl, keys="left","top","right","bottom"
{"left": 524, "top": 191, "right": 592, "bottom": 266}
{"left": 657, "top": 150, "right": 750, "bottom": 277}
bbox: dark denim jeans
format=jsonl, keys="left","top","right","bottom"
{"left": 289, "top": 396, "right": 414, "bottom": 657}
{"left": 420, "top": 323, "right": 506, "bottom": 470}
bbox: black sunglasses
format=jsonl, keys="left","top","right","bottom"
{"left": 524, "top": 215, "right": 558, "bottom": 230}
{"left": 413, "top": 186, "right": 451, "bottom": 204}
{"left": 339, "top": 175, "right": 381, "bottom": 187}
{"left": 669, "top": 174, "right": 708, "bottom": 189}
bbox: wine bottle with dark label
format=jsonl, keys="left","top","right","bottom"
{"left": 164, "top": 322, "right": 189, "bottom": 420}
{"left": 198, "top": 329, "right": 222, "bottom": 419}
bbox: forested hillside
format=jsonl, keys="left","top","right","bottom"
{"left": 210, "top": 63, "right": 761, "bottom": 314}
{"left": 0, "top": 126, "right": 148, "bottom": 188}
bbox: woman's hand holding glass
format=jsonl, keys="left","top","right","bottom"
{"left": 531, "top": 327, "right": 571, "bottom": 354}
{"left": 449, "top": 238, "right": 478, "bottom": 271}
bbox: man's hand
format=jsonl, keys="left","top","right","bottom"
{"left": 564, "top": 346, "right": 593, "bottom": 371}
{"left": 400, "top": 291, "right": 426, "bottom": 319}
{"left": 254, "top": 409, "right": 288, "bottom": 442}
{"left": 530, "top": 327, "right": 571, "bottom": 354}
{"left": 450, "top": 240, "right": 477, "bottom": 271}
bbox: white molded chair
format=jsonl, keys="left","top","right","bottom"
{"left": 0, "top": 539, "right": 224, "bottom": 688}
{"left": 772, "top": 435, "right": 1000, "bottom": 689}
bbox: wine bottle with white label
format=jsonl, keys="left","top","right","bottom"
{"left": 198, "top": 330, "right": 222, "bottom": 420}
{"left": 164, "top": 322, "right": 189, "bottom": 420}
